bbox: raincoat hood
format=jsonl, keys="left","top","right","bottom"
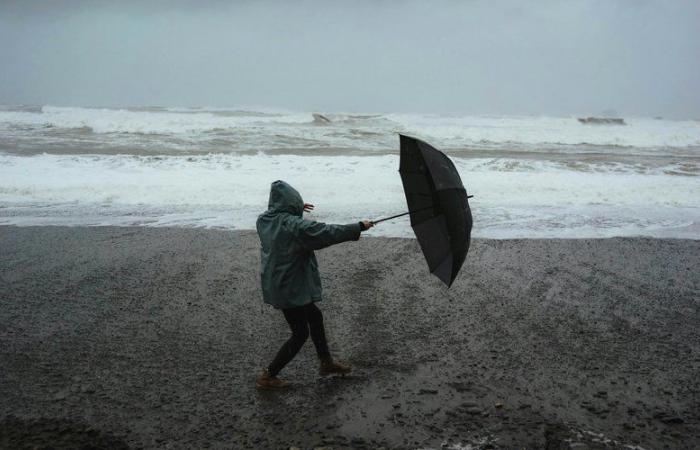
{"left": 267, "top": 180, "right": 304, "bottom": 217}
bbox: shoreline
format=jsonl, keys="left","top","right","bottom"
{"left": 1, "top": 226, "right": 699, "bottom": 449}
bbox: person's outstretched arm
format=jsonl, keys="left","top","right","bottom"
{"left": 285, "top": 216, "right": 373, "bottom": 251}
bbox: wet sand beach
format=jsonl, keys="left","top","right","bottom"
{"left": 1, "top": 226, "right": 699, "bottom": 449}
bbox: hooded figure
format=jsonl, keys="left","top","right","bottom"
{"left": 255, "top": 180, "right": 373, "bottom": 389}
{"left": 257, "top": 180, "right": 365, "bottom": 308}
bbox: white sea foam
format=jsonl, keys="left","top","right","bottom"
{"left": 387, "top": 113, "right": 700, "bottom": 149}
{"left": 0, "top": 106, "right": 699, "bottom": 154}
{"left": 0, "top": 105, "right": 312, "bottom": 134}
{"left": 1, "top": 105, "right": 698, "bottom": 237}
{"left": 1, "top": 153, "right": 697, "bottom": 238}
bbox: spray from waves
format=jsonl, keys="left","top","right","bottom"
{"left": 1, "top": 105, "right": 698, "bottom": 238}
{"left": 0, "top": 105, "right": 699, "bottom": 156}
{"left": 0, "top": 105, "right": 312, "bottom": 134}
{"left": 1, "top": 152, "right": 698, "bottom": 238}
{"left": 387, "top": 113, "right": 700, "bottom": 149}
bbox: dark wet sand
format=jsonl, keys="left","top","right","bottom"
{"left": 1, "top": 226, "right": 699, "bottom": 449}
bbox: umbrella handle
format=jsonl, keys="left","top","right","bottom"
{"left": 372, "top": 195, "right": 474, "bottom": 225}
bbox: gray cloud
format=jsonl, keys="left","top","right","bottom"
{"left": 1, "top": 0, "right": 699, "bottom": 118}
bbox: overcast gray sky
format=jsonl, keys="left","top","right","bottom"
{"left": 1, "top": 0, "right": 699, "bottom": 118}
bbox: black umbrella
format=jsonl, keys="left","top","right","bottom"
{"left": 374, "top": 135, "right": 473, "bottom": 287}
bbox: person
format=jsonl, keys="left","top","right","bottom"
{"left": 255, "top": 180, "right": 373, "bottom": 389}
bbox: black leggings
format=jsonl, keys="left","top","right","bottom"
{"left": 267, "top": 303, "right": 331, "bottom": 376}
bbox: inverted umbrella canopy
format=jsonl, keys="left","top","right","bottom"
{"left": 396, "top": 134, "right": 473, "bottom": 286}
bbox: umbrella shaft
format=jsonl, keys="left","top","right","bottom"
{"left": 372, "top": 195, "right": 473, "bottom": 224}
{"left": 372, "top": 206, "right": 433, "bottom": 224}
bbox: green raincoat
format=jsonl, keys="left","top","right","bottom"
{"left": 256, "top": 180, "right": 363, "bottom": 309}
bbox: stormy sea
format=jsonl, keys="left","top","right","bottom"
{"left": 1, "top": 105, "right": 698, "bottom": 238}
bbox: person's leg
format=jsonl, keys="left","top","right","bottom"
{"left": 304, "top": 303, "right": 331, "bottom": 361}
{"left": 267, "top": 306, "right": 310, "bottom": 377}
{"left": 305, "top": 303, "right": 352, "bottom": 375}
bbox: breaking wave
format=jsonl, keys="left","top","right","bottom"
{"left": 0, "top": 152, "right": 698, "bottom": 238}
{"left": 1, "top": 105, "right": 698, "bottom": 238}
{"left": 0, "top": 105, "right": 698, "bottom": 155}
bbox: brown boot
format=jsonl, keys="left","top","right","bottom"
{"left": 256, "top": 369, "right": 289, "bottom": 390}
{"left": 319, "top": 359, "right": 352, "bottom": 376}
